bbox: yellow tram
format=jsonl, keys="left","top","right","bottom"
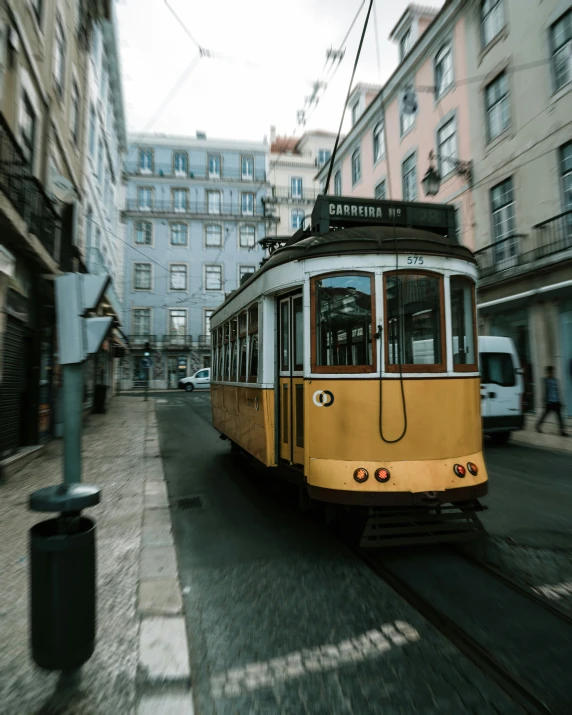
{"left": 210, "top": 195, "right": 487, "bottom": 513}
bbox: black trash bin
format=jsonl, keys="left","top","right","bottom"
{"left": 93, "top": 384, "right": 108, "bottom": 413}
{"left": 30, "top": 516, "right": 97, "bottom": 670}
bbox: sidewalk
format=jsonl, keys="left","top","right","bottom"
{"left": 0, "top": 397, "right": 192, "bottom": 715}
{"left": 509, "top": 413, "right": 572, "bottom": 454}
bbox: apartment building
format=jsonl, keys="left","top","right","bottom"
{"left": 316, "top": 2, "right": 474, "bottom": 245}
{"left": 466, "top": 0, "right": 572, "bottom": 414}
{"left": 0, "top": 0, "right": 124, "bottom": 461}
{"left": 265, "top": 127, "right": 336, "bottom": 235}
{"left": 121, "top": 133, "right": 274, "bottom": 389}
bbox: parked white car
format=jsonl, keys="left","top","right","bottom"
{"left": 178, "top": 367, "right": 211, "bottom": 392}
{"left": 479, "top": 336, "right": 524, "bottom": 444}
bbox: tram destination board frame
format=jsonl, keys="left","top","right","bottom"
{"left": 311, "top": 195, "right": 457, "bottom": 241}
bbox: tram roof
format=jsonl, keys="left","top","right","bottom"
{"left": 214, "top": 223, "right": 475, "bottom": 317}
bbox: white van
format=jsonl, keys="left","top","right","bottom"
{"left": 178, "top": 367, "right": 211, "bottom": 392}
{"left": 479, "top": 336, "right": 524, "bottom": 443}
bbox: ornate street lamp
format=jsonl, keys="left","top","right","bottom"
{"left": 422, "top": 150, "right": 473, "bottom": 197}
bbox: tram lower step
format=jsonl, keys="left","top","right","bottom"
{"left": 359, "top": 504, "right": 485, "bottom": 548}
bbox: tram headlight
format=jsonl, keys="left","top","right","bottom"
{"left": 375, "top": 468, "right": 390, "bottom": 483}
{"left": 353, "top": 468, "right": 369, "bottom": 483}
{"left": 467, "top": 462, "right": 478, "bottom": 476}
{"left": 453, "top": 464, "right": 466, "bottom": 478}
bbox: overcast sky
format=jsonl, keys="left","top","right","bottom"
{"left": 116, "top": 0, "right": 444, "bottom": 142}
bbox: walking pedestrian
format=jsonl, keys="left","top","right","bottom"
{"left": 536, "top": 366, "right": 569, "bottom": 436}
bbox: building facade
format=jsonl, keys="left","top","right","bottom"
{"left": 316, "top": 2, "right": 474, "bottom": 246}
{"left": 465, "top": 0, "right": 572, "bottom": 415}
{"left": 265, "top": 128, "right": 336, "bottom": 235}
{"left": 121, "top": 133, "right": 273, "bottom": 389}
{"left": 0, "top": 0, "right": 119, "bottom": 460}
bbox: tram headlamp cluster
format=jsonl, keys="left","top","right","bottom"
{"left": 353, "top": 468, "right": 369, "bottom": 483}
{"left": 453, "top": 464, "right": 466, "bottom": 478}
{"left": 375, "top": 468, "right": 391, "bottom": 483}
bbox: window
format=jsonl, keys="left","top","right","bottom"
{"left": 31, "top": 0, "right": 42, "bottom": 22}
{"left": 317, "top": 149, "right": 331, "bottom": 166}
{"left": 168, "top": 310, "right": 186, "bottom": 337}
{"left": 133, "top": 308, "right": 151, "bottom": 337}
{"left": 551, "top": 10, "right": 571, "bottom": 92}
{"left": 89, "top": 104, "right": 96, "bottom": 156}
{"left": 139, "top": 149, "right": 153, "bottom": 174}
{"left": 134, "top": 263, "right": 152, "bottom": 290}
{"left": 351, "top": 101, "right": 360, "bottom": 125}
{"left": 481, "top": 0, "right": 504, "bottom": 47}
{"left": 95, "top": 228, "right": 101, "bottom": 249}
{"left": 402, "top": 154, "right": 417, "bottom": 201}
{"left": 373, "top": 123, "right": 385, "bottom": 163}
{"left": 97, "top": 140, "right": 104, "bottom": 179}
{"left": 207, "top": 191, "right": 221, "bottom": 214}
{"left": 138, "top": 187, "right": 152, "bottom": 210}
{"left": 291, "top": 177, "right": 303, "bottom": 199}
{"left": 229, "top": 317, "right": 238, "bottom": 381}
{"left": 206, "top": 224, "right": 222, "bottom": 247}
{"left": 241, "top": 192, "right": 254, "bottom": 215}
{"left": 400, "top": 105, "right": 415, "bottom": 135}
{"left": 485, "top": 72, "right": 510, "bottom": 141}
{"left": 239, "top": 266, "right": 255, "bottom": 282}
{"left": 313, "top": 273, "right": 374, "bottom": 371}
{"left": 205, "top": 265, "right": 222, "bottom": 291}
{"left": 386, "top": 273, "right": 444, "bottom": 370}
{"left": 491, "top": 178, "right": 517, "bottom": 265}
{"left": 135, "top": 221, "right": 152, "bottom": 245}
{"left": 53, "top": 15, "right": 66, "bottom": 95}
{"left": 481, "top": 353, "right": 516, "bottom": 387}
{"left": 435, "top": 44, "right": 453, "bottom": 98}
{"left": 241, "top": 155, "right": 254, "bottom": 180}
{"left": 450, "top": 277, "right": 477, "bottom": 369}
{"left": 437, "top": 118, "right": 457, "bottom": 177}
{"left": 400, "top": 29, "right": 412, "bottom": 61}
{"left": 351, "top": 148, "right": 361, "bottom": 186}
{"left": 170, "top": 223, "right": 187, "bottom": 246}
{"left": 205, "top": 310, "right": 214, "bottom": 336}
{"left": 239, "top": 225, "right": 255, "bottom": 247}
{"left": 174, "top": 151, "right": 188, "bottom": 176}
{"left": 70, "top": 82, "right": 80, "bottom": 145}
{"left": 291, "top": 210, "right": 305, "bottom": 230}
{"left": 248, "top": 304, "right": 259, "bottom": 382}
{"left": 20, "top": 94, "right": 36, "bottom": 169}
{"left": 85, "top": 206, "right": 93, "bottom": 248}
{"left": 208, "top": 154, "right": 221, "bottom": 178}
{"left": 560, "top": 142, "right": 572, "bottom": 210}
{"left": 169, "top": 264, "right": 188, "bottom": 291}
{"left": 173, "top": 189, "right": 187, "bottom": 212}
{"left": 375, "top": 180, "right": 387, "bottom": 200}
{"left": 334, "top": 171, "right": 342, "bottom": 196}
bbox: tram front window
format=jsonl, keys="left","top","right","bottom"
{"left": 314, "top": 274, "right": 374, "bottom": 368}
{"left": 451, "top": 277, "right": 477, "bottom": 368}
{"left": 386, "top": 273, "right": 444, "bottom": 369}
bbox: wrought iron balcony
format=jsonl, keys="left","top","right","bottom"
{"left": 263, "top": 186, "right": 321, "bottom": 202}
{"left": 0, "top": 113, "right": 59, "bottom": 261}
{"left": 163, "top": 334, "right": 192, "bottom": 348}
{"left": 123, "top": 200, "right": 267, "bottom": 218}
{"left": 123, "top": 163, "right": 267, "bottom": 183}
{"left": 475, "top": 212, "right": 572, "bottom": 280}
{"left": 129, "top": 334, "right": 156, "bottom": 346}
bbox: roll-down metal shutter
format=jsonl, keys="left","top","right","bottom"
{"left": 0, "top": 318, "right": 24, "bottom": 457}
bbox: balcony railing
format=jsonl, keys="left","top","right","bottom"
{"left": 124, "top": 164, "right": 267, "bottom": 183}
{"left": 264, "top": 186, "right": 321, "bottom": 202}
{"left": 124, "top": 200, "right": 267, "bottom": 217}
{"left": 0, "top": 113, "right": 59, "bottom": 260}
{"left": 163, "top": 334, "right": 192, "bottom": 348}
{"left": 197, "top": 334, "right": 211, "bottom": 347}
{"left": 475, "top": 212, "right": 572, "bottom": 279}
{"left": 129, "top": 334, "right": 156, "bottom": 346}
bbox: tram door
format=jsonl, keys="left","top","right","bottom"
{"left": 279, "top": 294, "right": 304, "bottom": 466}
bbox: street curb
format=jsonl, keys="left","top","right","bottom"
{"left": 137, "top": 401, "right": 193, "bottom": 713}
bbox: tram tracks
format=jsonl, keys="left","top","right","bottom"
{"left": 334, "top": 523, "right": 572, "bottom": 715}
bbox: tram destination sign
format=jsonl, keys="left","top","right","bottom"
{"left": 311, "top": 195, "right": 457, "bottom": 241}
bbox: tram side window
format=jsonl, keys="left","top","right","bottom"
{"left": 223, "top": 323, "right": 230, "bottom": 380}
{"left": 385, "top": 273, "right": 444, "bottom": 370}
{"left": 239, "top": 311, "right": 247, "bottom": 382}
{"left": 230, "top": 318, "right": 238, "bottom": 381}
{"left": 313, "top": 273, "right": 374, "bottom": 370}
{"left": 450, "top": 277, "right": 477, "bottom": 369}
{"left": 248, "top": 303, "right": 259, "bottom": 383}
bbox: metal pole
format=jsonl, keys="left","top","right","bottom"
{"left": 62, "top": 362, "right": 83, "bottom": 485}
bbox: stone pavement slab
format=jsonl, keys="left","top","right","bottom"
{"left": 510, "top": 414, "right": 572, "bottom": 453}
